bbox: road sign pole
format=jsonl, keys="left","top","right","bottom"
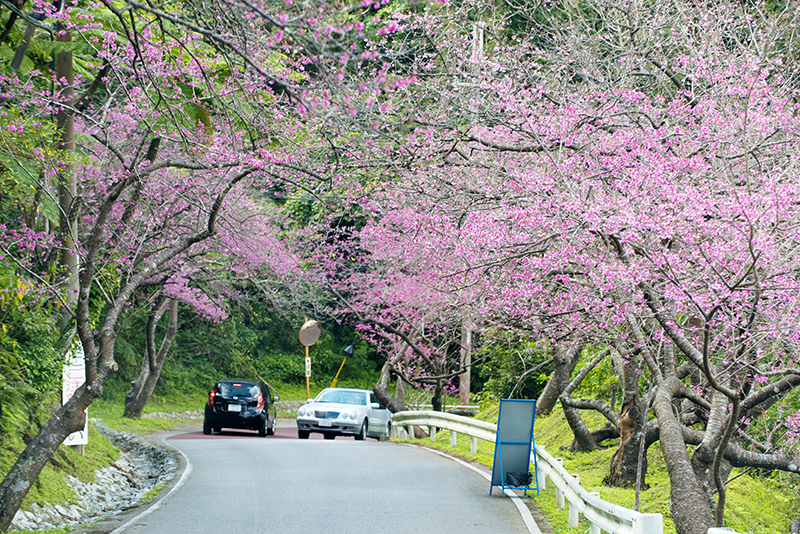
{"left": 299, "top": 318, "right": 322, "bottom": 402}
{"left": 305, "top": 346, "right": 311, "bottom": 400}
{"left": 330, "top": 345, "right": 353, "bottom": 389}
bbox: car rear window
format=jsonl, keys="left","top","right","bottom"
{"left": 219, "top": 382, "right": 259, "bottom": 397}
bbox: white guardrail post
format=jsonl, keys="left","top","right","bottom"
{"left": 391, "top": 410, "right": 665, "bottom": 534}
{"left": 554, "top": 458, "right": 565, "bottom": 509}
{"left": 536, "top": 446, "right": 546, "bottom": 490}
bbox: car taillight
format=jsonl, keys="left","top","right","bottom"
{"left": 208, "top": 389, "right": 218, "bottom": 406}
{"left": 256, "top": 392, "right": 264, "bottom": 409}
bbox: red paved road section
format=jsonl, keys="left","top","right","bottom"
{"left": 168, "top": 426, "right": 356, "bottom": 440}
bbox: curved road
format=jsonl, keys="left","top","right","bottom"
{"left": 112, "top": 424, "right": 537, "bottom": 534}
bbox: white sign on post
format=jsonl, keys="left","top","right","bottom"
{"left": 62, "top": 346, "right": 88, "bottom": 446}
{"left": 305, "top": 356, "right": 312, "bottom": 377}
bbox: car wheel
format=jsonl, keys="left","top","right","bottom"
{"left": 203, "top": 419, "right": 211, "bottom": 435}
{"left": 355, "top": 420, "right": 367, "bottom": 441}
{"left": 324, "top": 433, "right": 335, "bottom": 440}
{"left": 298, "top": 429, "right": 310, "bottom": 439}
{"left": 258, "top": 418, "right": 267, "bottom": 437}
{"left": 267, "top": 416, "right": 276, "bottom": 436}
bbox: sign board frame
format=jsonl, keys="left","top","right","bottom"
{"left": 490, "top": 398, "right": 538, "bottom": 497}
{"left": 62, "top": 346, "right": 88, "bottom": 446}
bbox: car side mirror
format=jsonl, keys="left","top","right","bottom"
{"left": 370, "top": 402, "right": 380, "bottom": 409}
{"left": 273, "top": 395, "right": 280, "bottom": 403}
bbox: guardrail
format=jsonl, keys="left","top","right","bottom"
{"left": 392, "top": 410, "right": 743, "bottom": 534}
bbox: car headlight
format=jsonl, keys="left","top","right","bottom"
{"left": 298, "top": 406, "right": 312, "bottom": 417}
{"left": 342, "top": 410, "right": 358, "bottom": 420}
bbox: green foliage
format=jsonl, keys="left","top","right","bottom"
{"left": 0, "top": 107, "right": 60, "bottom": 227}
{"left": 570, "top": 346, "right": 626, "bottom": 403}
{"left": 477, "top": 330, "right": 552, "bottom": 401}
{"left": 107, "top": 296, "right": 381, "bottom": 404}
{"left": 0, "top": 301, "right": 62, "bottom": 452}
{"left": 2, "top": 308, "right": 62, "bottom": 391}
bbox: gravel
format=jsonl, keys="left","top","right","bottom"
{"left": 9, "top": 422, "right": 177, "bottom": 532}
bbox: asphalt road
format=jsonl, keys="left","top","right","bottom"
{"left": 112, "top": 424, "right": 535, "bottom": 534}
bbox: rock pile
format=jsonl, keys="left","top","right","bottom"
{"left": 10, "top": 423, "right": 177, "bottom": 532}
{"left": 143, "top": 409, "right": 203, "bottom": 420}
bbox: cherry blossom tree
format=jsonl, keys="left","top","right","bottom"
{"left": 292, "top": 0, "right": 800, "bottom": 532}
{"left": 0, "top": 0, "right": 401, "bottom": 527}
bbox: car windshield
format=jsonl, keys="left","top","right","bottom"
{"left": 219, "top": 382, "right": 259, "bottom": 397}
{"left": 316, "top": 390, "right": 367, "bottom": 406}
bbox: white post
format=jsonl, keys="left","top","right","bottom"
{"left": 555, "top": 458, "right": 565, "bottom": 509}
{"left": 431, "top": 426, "right": 437, "bottom": 442}
{"left": 568, "top": 474, "right": 580, "bottom": 527}
{"left": 536, "top": 446, "right": 546, "bottom": 490}
{"left": 555, "top": 487, "right": 564, "bottom": 509}
{"left": 589, "top": 492, "right": 600, "bottom": 534}
{"left": 406, "top": 425, "right": 413, "bottom": 438}
{"left": 470, "top": 436, "right": 477, "bottom": 454}
{"left": 450, "top": 430, "right": 457, "bottom": 447}
{"left": 568, "top": 501, "right": 579, "bottom": 528}
{"left": 631, "top": 513, "right": 664, "bottom": 534}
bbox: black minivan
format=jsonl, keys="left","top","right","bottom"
{"left": 203, "top": 378, "right": 279, "bottom": 436}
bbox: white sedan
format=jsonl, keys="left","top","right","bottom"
{"left": 296, "top": 388, "right": 392, "bottom": 440}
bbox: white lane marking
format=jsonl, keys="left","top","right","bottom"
{"left": 405, "top": 444, "right": 543, "bottom": 534}
{"left": 110, "top": 437, "right": 193, "bottom": 534}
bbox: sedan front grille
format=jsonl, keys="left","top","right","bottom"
{"left": 315, "top": 411, "right": 340, "bottom": 419}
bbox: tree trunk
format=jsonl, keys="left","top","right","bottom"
{"left": 56, "top": 29, "right": 79, "bottom": 336}
{"left": 123, "top": 298, "right": 178, "bottom": 419}
{"left": 373, "top": 383, "right": 427, "bottom": 439}
{"left": 690, "top": 389, "right": 734, "bottom": 517}
{"left": 378, "top": 360, "right": 392, "bottom": 388}
{"left": 563, "top": 403, "right": 601, "bottom": 452}
{"left": 537, "top": 343, "right": 582, "bottom": 415}
{"left": 653, "top": 376, "right": 714, "bottom": 534}
{"left": 395, "top": 375, "right": 408, "bottom": 406}
{"left": 431, "top": 378, "right": 443, "bottom": 412}
{"left": 606, "top": 398, "right": 647, "bottom": 487}
{"left": 0, "top": 383, "right": 92, "bottom": 532}
{"left": 458, "top": 325, "right": 472, "bottom": 406}
{"left": 373, "top": 382, "right": 405, "bottom": 413}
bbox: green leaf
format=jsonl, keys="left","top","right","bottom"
{"left": 183, "top": 102, "right": 213, "bottom": 133}
{"left": 1, "top": 155, "right": 39, "bottom": 186}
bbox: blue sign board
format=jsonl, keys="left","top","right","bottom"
{"left": 490, "top": 398, "right": 539, "bottom": 497}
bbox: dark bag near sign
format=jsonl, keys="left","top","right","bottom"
{"left": 505, "top": 471, "right": 533, "bottom": 487}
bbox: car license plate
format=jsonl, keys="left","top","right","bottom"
{"left": 228, "top": 404, "right": 241, "bottom": 412}
{"left": 319, "top": 420, "right": 332, "bottom": 427}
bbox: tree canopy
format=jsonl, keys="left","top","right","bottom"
{"left": 2, "top": 0, "right": 800, "bottom": 532}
